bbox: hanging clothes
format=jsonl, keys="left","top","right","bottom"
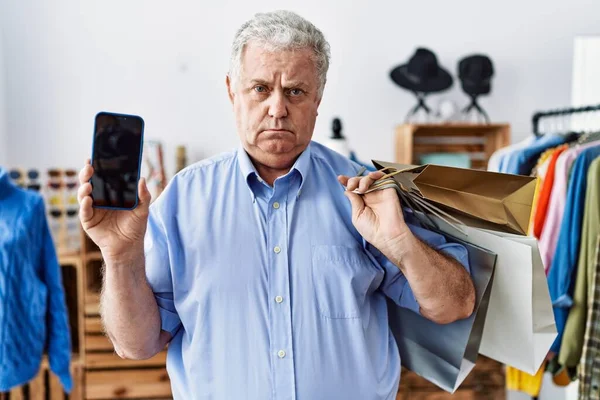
{"left": 547, "top": 145, "right": 600, "bottom": 355}
{"left": 532, "top": 145, "right": 569, "bottom": 239}
{"left": 506, "top": 361, "right": 546, "bottom": 397}
{"left": 558, "top": 156, "right": 600, "bottom": 368}
{"left": 538, "top": 141, "right": 600, "bottom": 273}
{"left": 487, "top": 136, "right": 536, "bottom": 172}
{"left": 529, "top": 146, "right": 563, "bottom": 236}
{"left": 532, "top": 146, "right": 557, "bottom": 178}
{"left": 578, "top": 233, "right": 600, "bottom": 400}
{"left": 498, "top": 134, "right": 572, "bottom": 175}
{"left": 0, "top": 167, "right": 72, "bottom": 392}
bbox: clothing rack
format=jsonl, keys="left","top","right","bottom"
{"left": 532, "top": 104, "right": 600, "bottom": 136}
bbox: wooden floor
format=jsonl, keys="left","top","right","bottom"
{"left": 396, "top": 357, "right": 506, "bottom": 400}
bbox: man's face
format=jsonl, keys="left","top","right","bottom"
{"left": 227, "top": 42, "right": 322, "bottom": 170}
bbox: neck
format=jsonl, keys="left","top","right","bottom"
{"left": 253, "top": 162, "right": 291, "bottom": 186}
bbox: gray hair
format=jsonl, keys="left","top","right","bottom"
{"left": 228, "top": 10, "right": 331, "bottom": 98}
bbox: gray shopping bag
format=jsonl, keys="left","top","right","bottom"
{"left": 387, "top": 232, "right": 496, "bottom": 393}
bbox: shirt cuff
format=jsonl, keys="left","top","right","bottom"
{"left": 553, "top": 294, "right": 573, "bottom": 308}
{"left": 154, "top": 294, "right": 182, "bottom": 336}
{"left": 158, "top": 307, "right": 182, "bottom": 337}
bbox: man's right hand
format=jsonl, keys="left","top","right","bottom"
{"left": 77, "top": 159, "right": 152, "bottom": 260}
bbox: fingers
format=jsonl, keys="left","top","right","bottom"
{"left": 358, "top": 175, "right": 378, "bottom": 193}
{"left": 77, "top": 182, "right": 92, "bottom": 203}
{"left": 77, "top": 162, "right": 94, "bottom": 223}
{"left": 79, "top": 162, "right": 94, "bottom": 185}
{"left": 367, "top": 170, "right": 385, "bottom": 180}
{"left": 79, "top": 195, "right": 94, "bottom": 223}
{"left": 338, "top": 170, "right": 385, "bottom": 193}
{"left": 337, "top": 175, "right": 349, "bottom": 186}
{"left": 343, "top": 190, "right": 365, "bottom": 220}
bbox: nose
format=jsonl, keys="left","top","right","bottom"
{"left": 268, "top": 91, "right": 288, "bottom": 119}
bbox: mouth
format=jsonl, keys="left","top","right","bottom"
{"left": 261, "top": 129, "right": 294, "bottom": 136}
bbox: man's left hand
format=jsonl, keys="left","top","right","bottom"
{"left": 338, "top": 171, "right": 412, "bottom": 252}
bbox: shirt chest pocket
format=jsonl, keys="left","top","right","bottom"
{"left": 311, "top": 244, "right": 381, "bottom": 319}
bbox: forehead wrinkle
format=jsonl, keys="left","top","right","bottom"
{"left": 239, "top": 44, "right": 318, "bottom": 89}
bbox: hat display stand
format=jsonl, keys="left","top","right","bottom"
{"left": 405, "top": 91, "right": 434, "bottom": 123}
{"left": 458, "top": 54, "right": 495, "bottom": 124}
{"left": 390, "top": 48, "right": 454, "bottom": 124}
{"left": 460, "top": 93, "right": 491, "bottom": 124}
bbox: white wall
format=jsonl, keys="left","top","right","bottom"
{"left": 0, "top": 23, "right": 7, "bottom": 167}
{"left": 572, "top": 36, "right": 600, "bottom": 109}
{"left": 2, "top": 0, "right": 599, "bottom": 177}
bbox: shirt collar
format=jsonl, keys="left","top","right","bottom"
{"left": 237, "top": 142, "right": 312, "bottom": 201}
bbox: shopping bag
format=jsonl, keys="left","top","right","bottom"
{"left": 387, "top": 230, "right": 497, "bottom": 393}
{"left": 369, "top": 160, "right": 538, "bottom": 235}
{"left": 429, "top": 214, "right": 557, "bottom": 374}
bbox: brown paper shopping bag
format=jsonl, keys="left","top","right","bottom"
{"left": 369, "top": 160, "right": 537, "bottom": 235}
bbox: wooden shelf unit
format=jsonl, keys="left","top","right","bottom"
{"left": 395, "top": 123, "right": 511, "bottom": 169}
{"left": 2, "top": 359, "right": 85, "bottom": 400}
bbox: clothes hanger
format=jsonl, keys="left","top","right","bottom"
{"left": 577, "top": 129, "right": 600, "bottom": 145}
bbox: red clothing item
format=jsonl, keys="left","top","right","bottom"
{"left": 533, "top": 145, "right": 568, "bottom": 238}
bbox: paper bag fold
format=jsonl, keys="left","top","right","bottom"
{"left": 371, "top": 160, "right": 537, "bottom": 235}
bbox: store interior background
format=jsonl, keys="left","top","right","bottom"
{"left": 1, "top": 0, "right": 599, "bottom": 399}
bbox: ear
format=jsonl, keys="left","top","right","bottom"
{"left": 315, "top": 92, "right": 323, "bottom": 115}
{"left": 226, "top": 75, "right": 235, "bottom": 105}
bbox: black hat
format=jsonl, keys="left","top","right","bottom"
{"left": 458, "top": 55, "right": 494, "bottom": 96}
{"left": 390, "top": 48, "right": 453, "bottom": 93}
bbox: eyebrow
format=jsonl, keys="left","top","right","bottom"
{"left": 248, "top": 79, "right": 309, "bottom": 90}
{"left": 249, "top": 79, "right": 271, "bottom": 87}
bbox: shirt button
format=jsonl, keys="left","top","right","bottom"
{"left": 275, "top": 295, "right": 283, "bottom": 303}
{"left": 274, "top": 246, "right": 281, "bottom": 254}
{"left": 273, "top": 202, "right": 280, "bottom": 209}
{"left": 278, "top": 350, "right": 286, "bottom": 358}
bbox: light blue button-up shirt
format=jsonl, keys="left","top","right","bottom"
{"left": 144, "top": 140, "right": 469, "bottom": 400}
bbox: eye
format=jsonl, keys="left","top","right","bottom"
{"left": 288, "top": 88, "right": 304, "bottom": 96}
{"left": 254, "top": 85, "right": 268, "bottom": 93}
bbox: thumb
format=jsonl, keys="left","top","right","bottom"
{"left": 137, "top": 177, "right": 152, "bottom": 210}
{"left": 344, "top": 190, "right": 365, "bottom": 220}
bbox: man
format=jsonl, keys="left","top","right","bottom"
{"left": 77, "top": 10, "right": 475, "bottom": 400}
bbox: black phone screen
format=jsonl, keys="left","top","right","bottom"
{"left": 90, "top": 112, "right": 144, "bottom": 209}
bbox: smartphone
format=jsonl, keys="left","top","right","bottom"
{"left": 90, "top": 111, "right": 145, "bottom": 210}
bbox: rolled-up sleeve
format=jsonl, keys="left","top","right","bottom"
{"left": 367, "top": 219, "right": 470, "bottom": 314}
{"left": 144, "top": 198, "right": 182, "bottom": 337}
